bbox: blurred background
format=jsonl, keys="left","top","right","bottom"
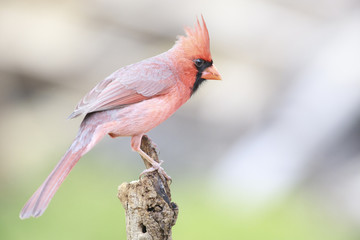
{"left": 1, "top": 0, "right": 360, "bottom": 239}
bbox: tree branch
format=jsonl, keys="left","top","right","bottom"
{"left": 118, "top": 135, "right": 178, "bottom": 240}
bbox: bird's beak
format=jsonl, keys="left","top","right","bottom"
{"left": 201, "top": 65, "right": 222, "bottom": 80}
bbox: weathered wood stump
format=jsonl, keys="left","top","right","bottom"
{"left": 118, "top": 136, "right": 178, "bottom": 240}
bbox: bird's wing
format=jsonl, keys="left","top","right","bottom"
{"left": 69, "top": 56, "right": 177, "bottom": 118}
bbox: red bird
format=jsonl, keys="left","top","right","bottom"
{"left": 20, "top": 16, "right": 221, "bottom": 219}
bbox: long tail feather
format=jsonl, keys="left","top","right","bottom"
{"left": 19, "top": 124, "right": 101, "bottom": 219}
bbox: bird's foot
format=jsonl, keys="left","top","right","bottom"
{"left": 140, "top": 160, "right": 172, "bottom": 183}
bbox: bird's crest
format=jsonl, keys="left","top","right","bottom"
{"left": 176, "top": 16, "right": 211, "bottom": 61}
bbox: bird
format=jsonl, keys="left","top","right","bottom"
{"left": 20, "top": 16, "right": 221, "bottom": 219}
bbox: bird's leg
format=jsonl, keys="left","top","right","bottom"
{"left": 137, "top": 147, "right": 172, "bottom": 182}
{"left": 131, "top": 135, "right": 172, "bottom": 182}
{"left": 137, "top": 149, "right": 170, "bottom": 179}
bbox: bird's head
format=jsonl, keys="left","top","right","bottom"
{"left": 173, "top": 16, "right": 222, "bottom": 94}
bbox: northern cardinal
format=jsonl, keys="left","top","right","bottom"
{"left": 20, "top": 16, "right": 221, "bottom": 219}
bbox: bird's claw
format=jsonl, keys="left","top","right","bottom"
{"left": 139, "top": 160, "right": 172, "bottom": 183}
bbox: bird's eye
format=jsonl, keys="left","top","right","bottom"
{"left": 194, "top": 59, "right": 205, "bottom": 68}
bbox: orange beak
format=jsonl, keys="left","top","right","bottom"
{"left": 201, "top": 65, "right": 222, "bottom": 80}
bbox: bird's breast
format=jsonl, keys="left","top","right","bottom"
{"left": 105, "top": 84, "right": 190, "bottom": 137}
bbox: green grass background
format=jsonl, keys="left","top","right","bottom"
{"left": 1, "top": 156, "right": 356, "bottom": 240}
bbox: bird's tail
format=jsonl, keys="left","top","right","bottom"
{"left": 20, "top": 125, "right": 103, "bottom": 219}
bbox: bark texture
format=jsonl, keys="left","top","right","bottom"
{"left": 118, "top": 135, "right": 178, "bottom": 240}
